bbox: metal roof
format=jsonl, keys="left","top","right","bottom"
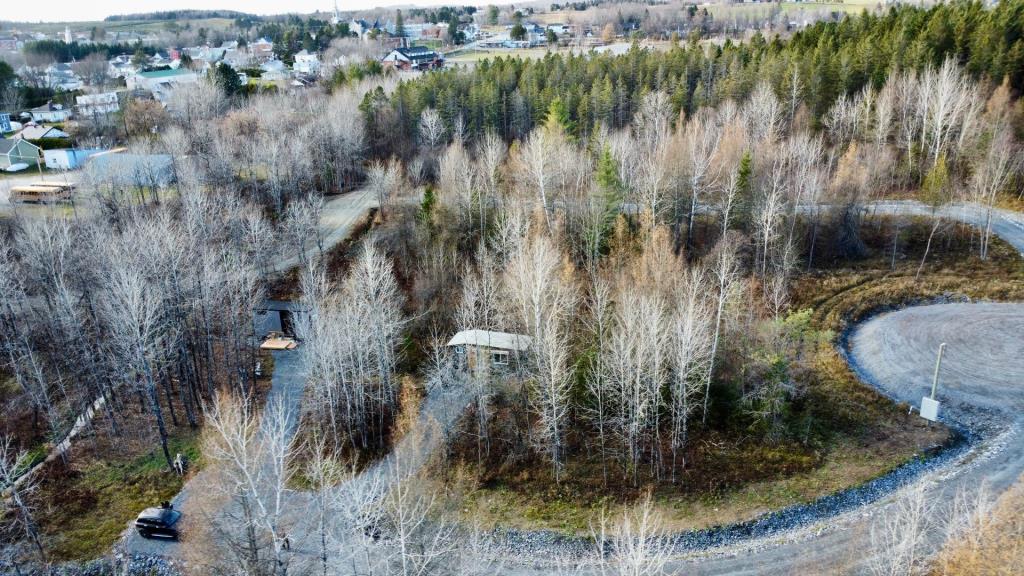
{"left": 446, "top": 330, "right": 532, "bottom": 352}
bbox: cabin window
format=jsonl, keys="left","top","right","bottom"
{"left": 490, "top": 350, "right": 509, "bottom": 366}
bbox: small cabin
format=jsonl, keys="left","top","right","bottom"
{"left": 446, "top": 329, "right": 531, "bottom": 372}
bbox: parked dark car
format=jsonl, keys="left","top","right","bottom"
{"left": 134, "top": 506, "right": 181, "bottom": 540}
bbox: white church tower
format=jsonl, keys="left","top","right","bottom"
{"left": 330, "top": 1, "right": 342, "bottom": 25}
{"left": 65, "top": 26, "right": 72, "bottom": 43}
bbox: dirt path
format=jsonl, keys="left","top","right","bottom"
{"left": 122, "top": 187, "right": 378, "bottom": 561}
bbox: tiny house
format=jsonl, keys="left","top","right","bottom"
{"left": 447, "top": 329, "right": 531, "bottom": 373}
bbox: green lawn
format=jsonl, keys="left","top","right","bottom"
{"left": 36, "top": 431, "right": 201, "bottom": 561}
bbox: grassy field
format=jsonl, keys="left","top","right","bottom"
{"left": 10, "top": 17, "right": 237, "bottom": 36}
{"left": 429, "top": 218, "right": 1022, "bottom": 536}
{"left": 35, "top": 423, "right": 201, "bottom": 561}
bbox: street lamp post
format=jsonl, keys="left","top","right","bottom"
{"left": 930, "top": 342, "right": 946, "bottom": 400}
{"left": 920, "top": 342, "right": 946, "bottom": 422}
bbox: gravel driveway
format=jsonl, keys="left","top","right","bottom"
{"left": 122, "top": 187, "right": 377, "bottom": 561}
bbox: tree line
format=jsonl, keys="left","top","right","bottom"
{"left": 22, "top": 40, "right": 156, "bottom": 64}
{"left": 364, "top": 0, "right": 1024, "bottom": 155}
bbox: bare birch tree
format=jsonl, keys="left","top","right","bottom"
{"left": 668, "top": 267, "right": 713, "bottom": 478}
{"left": 702, "top": 235, "right": 742, "bottom": 423}
{"left": 867, "top": 483, "right": 935, "bottom": 576}
{"left": 681, "top": 108, "right": 722, "bottom": 250}
{"left": 592, "top": 492, "right": 671, "bottom": 576}
{"left": 505, "top": 233, "right": 577, "bottom": 480}
{"left": 972, "top": 124, "right": 1019, "bottom": 260}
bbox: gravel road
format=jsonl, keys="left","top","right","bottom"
{"left": 270, "top": 187, "right": 377, "bottom": 273}
{"left": 122, "top": 348, "right": 309, "bottom": 558}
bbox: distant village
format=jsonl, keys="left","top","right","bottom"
{"left": 0, "top": 5, "right": 466, "bottom": 173}
{"left": 0, "top": 1, "right": 850, "bottom": 173}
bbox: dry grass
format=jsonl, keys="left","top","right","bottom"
{"left": 931, "top": 474, "right": 1024, "bottom": 575}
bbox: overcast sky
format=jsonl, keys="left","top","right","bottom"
{"left": 5, "top": 0, "right": 490, "bottom": 24}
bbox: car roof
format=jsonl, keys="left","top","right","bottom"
{"left": 138, "top": 507, "right": 180, "bottom": 524}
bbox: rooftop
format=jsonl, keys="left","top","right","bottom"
{"left": 447, "top": 330, "right": 532, "bottom": 352}
{"left": 137, "top": 68, "right": 194, "bottom": 79}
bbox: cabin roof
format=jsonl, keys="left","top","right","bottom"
{"left": 447, "top": 329, "right": 531, "bottom": 352}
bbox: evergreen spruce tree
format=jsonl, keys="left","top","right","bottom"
{"left": 732, "top": 151, "right": 754, "bottom": 232}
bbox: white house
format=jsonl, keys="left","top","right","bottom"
{"left": 44, "top": 63, "right": 83, "bottom": 91}
{"left": 260, "top": 59, "right": 288, "bottom": 81}
{"left": 29, "top": 102, "right": 72, "bottom": 123}
{"left": 76, "top": 92, "right": 121, "bottom": 116}
{"left": 223, "top": 48, "right": 252, "bottom": 68}
{"left": 293, "top": 50, "right": 321, "bottom": 75}
{"left": 447, "top": 329, "right": 531, "bottom": 371}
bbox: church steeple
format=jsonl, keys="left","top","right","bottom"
{"left": 331, "top": 1, "right": 341, "bottom": 25}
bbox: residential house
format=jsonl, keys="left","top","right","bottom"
{"left": 260, "top": 59, "right": 288, "bottom": 81}
{"left": 14, "top": 125, "right": 70, "bottom": 140}
{"left": 127, "top": 68, "right": 199, "bottom": 100}
{"left": 107, "top": 54, "right": 136, "bottom": 79}
{"left": 223, "top": 49, "right": 252, "bottom": 68}
{"left": 87, "top": 153, "right": 175, "bottom": 188}
{"left": 392, "top": 23, "right": 448, "bottom": 41}
{"left": 29, "top": 102, "right": 73, "bottom": 123}
{"left": 446, "top": 330, "right": 531, "bottom": 372}
{"left": 76, "top": 92, "right": 121, "bottom": 116}
{"left": 350, "top": 19, "right": 382, "bottom": 41}
{"left": 44, "top": 63, "right": 83, "bottom": 91}
{"left": 381, "top": 46, "right": 444, "bottom": 71}
{"left": 546, "top": 23, "right": 573, "bottom": 35}
{"left": 292, "top": 50, "right": 321, "bottom": 76}
{"left": 0, "top": 138, "right": 42, "bottom": 169}
{"left": 0, "top": 36, "right": 19, "bottom": 52}
{"left": 463, "top": 24, "right": 482, "bottom": 41}
{"left": 250, "top": 38, "right": 275, "bottom": 62}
